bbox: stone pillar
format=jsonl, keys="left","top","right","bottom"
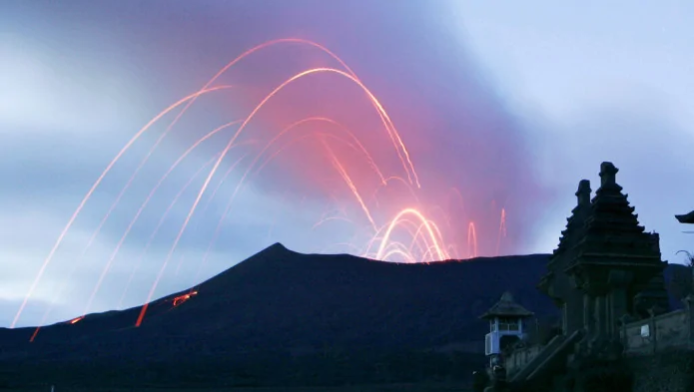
{"left": 608, "top": 270, "right": 633, "bottom": 337}
{"left": 620, "top": 314, "right": 631, "bottom": 350}
{"left": 648, "top": 307, "right": 658, "bottom": 354}
{"left": 605, "top": 293, "right": 617, "bottom": 336}
{"left": 583, "top": 293, "right": 593, "bottom": 335}
{"left": 683, "top": 294, "right": 694, "bottom": 350}
{"left": 594, "top": 296, "right": 604, "bottom": 336}
{"left": 565, "top": 294, "right": 585, "bottom": 335}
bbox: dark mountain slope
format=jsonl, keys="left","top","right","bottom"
{"left": 0, "top": 243, "right": 686, "bottom": 387}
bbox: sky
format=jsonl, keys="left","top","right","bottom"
{"left": 0, "top": 0, "right": 693, "bottom": 328}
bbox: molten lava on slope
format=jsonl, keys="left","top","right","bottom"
{"left": 172, "top": 291, "right": 198, "bottom": 307}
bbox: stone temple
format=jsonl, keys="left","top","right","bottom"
{"left": 477, "top": 162, "right": 694, "bottom": 392}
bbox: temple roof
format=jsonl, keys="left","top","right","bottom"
{"left": 676, "top": 210, "right": 694, "bottom": 224}
{"left": 550, "top": 180, "right": 592, "bottom": 262}
{"left": 479, "top": 291, "right": 534, "bottom": 320}
{"left": 568, "top": 162, "right": 661, "bottom": 269}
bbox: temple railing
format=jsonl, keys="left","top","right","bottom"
{"left": 507, "top": 330, "right": 583, "bottom": 384}
{"left": 505, "top": 344, "right": 542, "bottom": 377}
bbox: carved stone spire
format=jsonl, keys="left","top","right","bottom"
{"left": 578, "top": 162, "right": 651, "bottom": 254}
{"left": 576, "top": 179, "right": 591, "bottom": 207}
{"left": 599, "top": 161, "right": 618, "bottom": 187}
{"left": 539, "top": 180, "right": 592, "bottom": 298}
{"left": 567, "top": 161, "right": 664, "bottom": 294}
{"left": 552, "top": 180, "right": 592, "bottom": 258}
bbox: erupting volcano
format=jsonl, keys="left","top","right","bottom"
{"left": 11, "top": 35, "right": 537, "bottom": 340}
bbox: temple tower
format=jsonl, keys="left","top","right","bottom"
{"left": 564, "top": 162, "right": 666, "bottom": 339}
{"left": 538, "top": 179, "right": 592, "bottom": 335}
{"left": 480, "top": 292, "right": 534, "bottom": 366}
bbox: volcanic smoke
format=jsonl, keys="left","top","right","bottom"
{"left": 12, "top": 0, "right": 545, "bottom": 337}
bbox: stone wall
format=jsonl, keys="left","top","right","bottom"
{"left": 627, "top": 349, "right": 694, "bottom": 392}
{"left": 623, "top": 310, "right": 688, "bottom": 354}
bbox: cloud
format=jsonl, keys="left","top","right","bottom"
{"left": 531, "top": 89, "right": 694, "bottom": 262}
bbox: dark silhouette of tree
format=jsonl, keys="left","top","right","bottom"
{"left": 669, "top": 251, "right": 694, "bottom": 301}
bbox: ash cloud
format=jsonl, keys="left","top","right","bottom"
{"left": 0, "top": 0, "right": 550, "bottom": 325}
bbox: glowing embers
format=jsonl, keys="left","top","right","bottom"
{"left": 172, "top": 291, "right": 198, "bottom": 307}
{"left": 68, "top": 316, "right": 85, "bottom": 325}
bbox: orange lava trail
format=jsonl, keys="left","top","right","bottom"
{"left": 496, "top": 208, "right": 507, "bottom": 256}
{"left": 191, "top": 125, "right": 377, "bottom": 284}
{"left": 196, "top": 141, "right": 260, "bottom": 213}
{"left": 249, "top": 131, "right": 386, "bottom": 224}
{"left": 248, "top": 116, "right": 387, "bottom": 184}
{"left": 193, "top": 115, "right": 401, "bottom": 295}
{"left": 420, "top": 245, "right": 446, "bottom": 263}
{"left": 319, "top": 137, "right": 377, "bottom": 230}
{"left": 172, "top": 291, "right": 197, "bottom": 307}
{"left": 12, "top": 85, "right": 235, "bottom": 329}
{"left": 81, "top": 119, "right": 243, "bottom": 321}
{"left": 116, "top": 152, "right": 223, "bottom": 310}
{"left": 407, "top": 222, "right": 437, "bottom": 258}
{"left": 467, "top": 222, "right": 478, "bottom": 258}
{"left": 366, "top": 217, "right": 425, "bottom": 258}
{"left": 183, "top": 38, "right": 417, "bottom": 187}
{"left": 170, "top": 148, "right": 257, "bottom": 278}
{"left": 373, "top": 208, "right": 448, "bottom": 262}
{"left": 311, "top": 215, "right": 354, "bottom": 230}
{"left": 136, "top": 65, "right": 419, "bottom": 326}
{"left": 241, "top": 67, "right": 418, "bottom": 191}
{"left": 370, "top": 175, "right": 420, "bottom": 208}
{"left": 190, "top": 128, "right": 365, "bottom": 284}
{"left": 173, "top": 151, "right": 252, "bottom": 276}
{"left": 381, "top": 248, "right": 416, "bottom": 263}
{"left": 107, "top": 38, "right": 372, "bottom": 312}
{"left": 385, "top": 219, "right": 436, "bottom": 262}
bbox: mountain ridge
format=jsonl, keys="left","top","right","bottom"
{"left": 0, "top": 243, "right": 686, "bottom": 387}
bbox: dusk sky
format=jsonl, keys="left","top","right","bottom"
{"left": 1, "top": 0, "right": 693, "bottom": 328}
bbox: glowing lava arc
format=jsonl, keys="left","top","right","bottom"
{"left": 496, "top": 208, "right": 507, "bottom": 256}
{"left": 172, "top": 291, "right": 198, "bottom": 307}
{"left": 372, "top": 208, "right": 449, "bottom": 262}
{"left": 182, "top": 37, "right": 418, "bottom": 188}
{"left": 29, "top": 315, "right": 85, "bottom": 342}
{"left": 11, "top": 85, "right": 236, "bottom": 330}
{"left": 191, "top": 122, "right": 380, "bottom": 287}
{"left": 81, "top": 119, "right": 245, "bottom": 322}
{"left": 319, "top": 137, "right": 377, "bottom": 230}
{"left": 467, "top": 222, "right": 478, "bottom": 258}
{"left": 116, "top": 149, "right": 254, "bottom": 310}
{"left": 136, "top": 66, "right": 420, "bottom": 327}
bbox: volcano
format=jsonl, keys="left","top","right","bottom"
{"left": 0, "top": 244, "right": 686, "bottom": 388}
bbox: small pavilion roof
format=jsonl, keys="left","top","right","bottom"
{"left": 676, "top": 210, "right": 694, "bottom": 224}
{"left": 479, "top": 291, "right": 534, "bottom": 320}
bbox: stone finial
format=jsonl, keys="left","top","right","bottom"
{"left": 500, "top": 291, "right": 514, "bottom": 303}
{"left": 576, "top": 180, "right": 591, "bottom": 206}
{"left": 599, "top": 161, "right": 619, "bottom": 187}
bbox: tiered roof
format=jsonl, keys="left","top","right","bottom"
{"left": 538, "top": 180, "right": 591, "bottom": 296}
{"left": 676, "top": 210, "right": 694, "bottom": 224}
{"left": 550, "top": 180, "right": 592, "bottom": 263}
{"left": 567, "top": 162, "right": 662, "bottom": 271}
{"left": 479, "top": 292, "right": 534, "bottom": 320}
